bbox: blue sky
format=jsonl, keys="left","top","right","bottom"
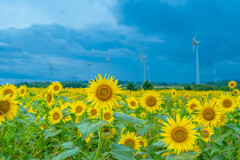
{"left": 0, "top": 0, "right": 240, "bottom": 84}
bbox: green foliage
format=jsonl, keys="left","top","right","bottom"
{"left": 113, "top": 112, "right": 144, "bottom": 125}
{"left": 127, "top": 82, "right": 136, "bottom": 90}
{"left": 184, "top": 85, "right": 192, "bottom": 90}
{"left": 110, "top": 143, "right": 135, "bottom": 160}
{"left": 52, "top": 147, "right": 79, "bottom": 160}
{"left": 192, "top": 84, "right": 216, "bottom": 91}
{"left": 137, "top": 123, "right": 153, "bottom": 136}
{"left": 142, "top": 80, "right": 153, "bottom": 90}
{"left": 78, "top": 119, "right": 107, "bottom": 140}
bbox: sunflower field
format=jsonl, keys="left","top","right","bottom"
{"left": 0, "top": 75, "right": 240, "bottom": 160}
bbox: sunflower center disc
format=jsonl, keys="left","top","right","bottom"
{"left": 201, "top": 130, "right": 209, "bottom": 138}
{"left": 53, "top": 112, "right": 60, "bottom": 120}
{"left": 4, "top": 89, "right": 13, "bottom": 97}
{"left": 130, "top": 101, "right": 136, "bottom": 106}
{"left": 96, "top": 85, "right": 112, "bottom": 101}
{"left": 171, "top": 127, "right": 187, "bottom": 142}
{"left": 125, "top": 139, "right": 135, "bottom": 148}
{"left": 20, "top": 89, "right": 25, "bottom": 94}
{"left": 222, "top": 99, "right": 232, "bottom": 108}
{"left": 91, "top": 109, "right": 97, "bottom": 115}
{"left": 54, "top": 85, "right": 59, "bottom": 91}
{"left": 190, "top": 103, "right": 196, "bottom": 110}
{"left": 76, "top": 106, "right": 83, "bottom": 113}
{"left": 202, "top": 108, "right": 215, "bottom": 121}
{"left": 103, "top": 128, "right": 109, "bottom": 133}
{"left": 104, "top": 113, "right": 112, "bottom": 120}
{"left": 47, "top": 93, "right": 52, "bottom": 103}
{"left": 139, "top": 140, "right": 144, "bottom": 146}
{"left": 146, "top": 96, "right": 157, "bottom": 107}
{"left": 0, "top": 100, "right": 10, "bottom": 115}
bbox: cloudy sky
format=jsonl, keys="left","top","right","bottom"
{"left": 0, "top": 0, "right": 240, "bottom": 84}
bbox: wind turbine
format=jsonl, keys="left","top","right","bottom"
{"left": 86, "top": 60, "right": 91, "bottom": 81}
{"left": 106, "top": 55, "right": 110, "bottom": 74}
{"left": 213, "top": 69, "right": 217, "bottom": 82}
{"left": 192, "top": 35, "right": 200, "bottom": 84}
{"left": 48, "top": 63, "right": 54, "bottom": 81}
{"left": 139, "top": 51, "right": 147, "bottom": 82}
{"left": 147, "top": 66, "right": 150, "bottom": 82}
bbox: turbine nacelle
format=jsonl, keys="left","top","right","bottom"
{"left": 86, "top": 61, "right": 91, "bottom": 66}
{"left": 139, "top": 51, "right": 147, "bottom": 61}
{"left": 192, "top": 39, "right": 200, "bottom": 45}
{"left": 106, "top": 57, "right": 110, "bottom": 63}
{"left": 192, "top": 35, "right": 200, "bottom": 45}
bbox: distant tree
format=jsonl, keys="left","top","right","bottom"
{"left": 127, "top": 82, "right": 136, "bottom": 90}
{"left": 142, "top": 80, "right": 153, "bottom": 90}
{"left": 184, "top": 85, "right": 192, "bottom": 90}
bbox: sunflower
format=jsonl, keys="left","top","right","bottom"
{"left": 18, "top": 85, "right": 27, "bottom": 97}
{"left": 118, "top": 132, "right": 141, "bottom": 150}
{"left": 192, "top": 145, "right": 202, "bottom": 157}
{"left": 87, "top": 74, "right": 122, "bottom": 110}
{"left": 88, "top": 107, "right": 99, "bottom": 118}
{"left": 140, "top": 112, "right": 146, "bottom": 119}
{"left": 40, "top": 124, "right": 47, "bottom": 130}
{"left": 78, "top": 130, "right": 93, "bottom": 143}
{"left": 50, "top": 82, "right": 62, "bottom": 94}
{"left": 195, "top": 100, "right": 221, "bottom": 127}
{"left": 46, "top": 89, "right": 54, "bottom": 108}
{"left": 0, "top": 84, "right": 17, "bottom": 100}
{"left": 103, "top": 109, "right": 114, "bottom": 123}
{"left": 161, "top": 114, "right": 197, "bottom": 155}
{"left": 228, "top": 81, "right": 237, "bottom": 89}
{"left": 62, "top": 115, "right": 72, "bottom": 123}
{"left": 0, "top": 95, "right": 18, "bottom": 124}
{"left": 140, "top": 91, "right": 161, "bottom": 112}
{"left": 75, "top": 116, "right": 81, "bottom": 123}
{"left": 103, "top": 127, "right": 117, "bottom": 139}
{"left": 71, "top": 101, "right": 86, "bottom": 116}
{"left": 171, "top": 90, "right": 177, "bottom": 97}
{"left": 217, "top": 95, "right": 237, "bottom": 113}
{"left": 199, "top": 127, "right": 214, "bottom": 142}
{"left": 126, "top": 97, "right": 138, "bottom": 110}
{"left": 216, "top": 113, "right": 226, "bottom": 127}
{"left": 233, "top": 89, "right": 239, "bottom": 95}
{"left": 48, "top": 107, "right": 62, "bottom": 125}
{"left": 139, "top": 137, "right": 148, "bottom": 148}
{"left": 186, "top": 98, "right": 201, "bottom": 113}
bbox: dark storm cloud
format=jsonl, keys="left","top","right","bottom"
{"left": 114, "top": 0, "right": 240, "bottom": 68}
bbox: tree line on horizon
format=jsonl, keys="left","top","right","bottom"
{"left": 5, "top": 80, "right": 236, "bottom": 91}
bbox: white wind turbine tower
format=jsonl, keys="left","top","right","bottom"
{"left": 139, "top": 51, "right": 147, "bottom": 82}
{"left": 192, "top": 35, "right": 200, "bottom": 84}
{"left": 106, "top": 55, "right": 110, "bottom": 74}
{"left": 213, "top": 69, "right": 217, "bottom": 82}
{"left": 48, "top": 63, "right": 54, "bottom": 81}
{"left": 147, "top": 66, "right": 150, "bottom": 82}
{"left": 86, "top": 60, "right": 91, "bottom": 81}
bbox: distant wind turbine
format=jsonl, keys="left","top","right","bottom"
{"left": 86, "top": 60, "right": 91, "bottom": 81}
{"left": 106, "top": 55, "right": 110, "bottom": 74}
{"left": 147, "top": 66, "right": 150, "bottom": 82}
{"left": 213, "top": 69, "right": 217, "bottom": 82}
{"left": 48, "top": 63, "right": 54, "bottom": 81}
{"left": 192, "top": 34, "right": 200, "bottom": 84}
{"left": 139, "top": 51, "right": 147, "bottom": 82}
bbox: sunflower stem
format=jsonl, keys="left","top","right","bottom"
{"left": 94, "top": 108, "right": 103, "bottom": 160}
{"left": 94, "top": 128, "right": 102, "bottom": 160}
